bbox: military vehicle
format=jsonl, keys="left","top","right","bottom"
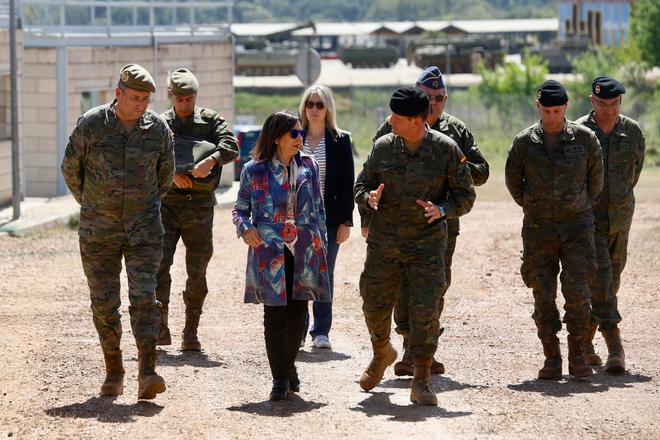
{"left": 338, "top": 45, "right": 399, "bottom": 68}
{"left": 234, "top": 38, "right": 298, "bottom": 76}
{"left": 408, "top": 37, "right": 506, "bottom": 73}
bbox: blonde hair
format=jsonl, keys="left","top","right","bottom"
{"left": 299, "top": 85, "right": 340, "bottom": 136}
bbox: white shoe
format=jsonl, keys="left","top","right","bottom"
{"left": 312, "top": 335, "right": 332, "bottom": 350}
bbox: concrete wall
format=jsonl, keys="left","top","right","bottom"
{"left": 0, "top": 28, "right": 22, "bottom": 207}
{"left": 21, "top": 39, "right": 234, "bottom": 198}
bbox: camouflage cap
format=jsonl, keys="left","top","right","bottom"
{"left": 118, "top": 64, "right": 156, "bottom": 93}
{"left": 169, "top": 68, "right": 199, "bottom": 96}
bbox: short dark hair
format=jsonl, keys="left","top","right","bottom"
{"left": 416, "top": 107, "right": 429, "bottom": 123}
{"left": 252, "top": 111, "right": 300, "bottom": 162}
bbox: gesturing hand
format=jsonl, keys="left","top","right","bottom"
{"left": 368, "top": 183, "right": 385, "bottom": 210}
{"left": 416, "top": 199, "right": 442, "bottom": 223}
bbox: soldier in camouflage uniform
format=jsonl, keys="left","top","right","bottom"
{"left": 575, "top": 76, "right": 645, "bottom": 374}
{"left": 363, "top": 66, "right": 489, "bottom": 377}
{"left": 156, "top": 68, "right": 238, "bottom": 351}
{"left": 61, "top": 64, "right": 175, "bottom": 399}
{"left": 355, "top": 87, "right": 475, "bottom": 405}
{"left": 505, "top": 80, "right": 603, "bottom": 380}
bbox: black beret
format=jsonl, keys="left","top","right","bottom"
{"left": 416, "top": 66, "right": 445, "bottom": 90}
{"left": 389, "top": 87, "right": 430, "bottom": 117}
{"left": 536, "top": 80, "right": 568, "bottom": 107}
{"left": 592, "top": 76, "right": 625, "bottom": 99}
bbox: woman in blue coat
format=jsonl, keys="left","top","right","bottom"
{"left": 233, "top": 111, "right": 330, "bottom": 401}
{"left": 299, "top": 85, "right": 355, "bottom": 350}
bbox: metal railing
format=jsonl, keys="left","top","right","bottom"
{"left": 19, "top": 0, "right": 233, "bottom": 35}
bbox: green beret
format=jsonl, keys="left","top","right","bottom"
{"left": 118, "top": 64, "right": 156, "bottom": 93}
{"left": 169, "top": 68, "right": 199, "bottom": 96}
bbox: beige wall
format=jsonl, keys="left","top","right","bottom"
{"left": 0, "top": 28, "right": 22, "bottom": 206}
{"left": 20, "top": 39, "right": 234, "bottom": 198}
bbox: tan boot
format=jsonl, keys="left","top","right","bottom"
{"left": 100, "top": 349, "right": 125, "bottom": 396}
{"left": 567, "top": 335, "right": 593, "bottom": 378}
{"left": 602, "top": 327, "right": 625, "bottom": 374}
{"left": 431, "top": 358, "right": 445, "bottom": 375}
{"left": 410, "top": 358, "right": 438, "bottom": 406}
{"left": 538, "top": 336, "right": 562, "bottom": 380}
{"left": 181, "top": 308, "right": 202, "bottom": 351}
{"left": 137, "top": 347, "right": 166, "bottom": 399}
{"left": 359, "top": 340, "right": 397, "bottom": 391}
{"left": 394, "top": 350, "right": 413, "bottom": 377}
{"left": 584, "top": 321, "right": 602, "bottom": 367}
{"left": 157, "top": 304, "right": 171, "bottom": 346}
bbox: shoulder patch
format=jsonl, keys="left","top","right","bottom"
{"left": 460, "top": 154, "right": 467, "bottom": 164}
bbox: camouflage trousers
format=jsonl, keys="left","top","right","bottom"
{"left": 79, "top": 235, "right": 163, "bottom": 352}
{"left": 589, "top": 224, "right": 629, "bottom": 330}
{"left": 394, "top": 233, "right": 456, "bottom": 344}
{"left": 520, "top": 216, "right": 597, "bottom": 340}
{"left": 156, "top": 203, "right": 214, "bottom": 311}
{"left": 360, "top": 238, "right": 446, "bottom": 360}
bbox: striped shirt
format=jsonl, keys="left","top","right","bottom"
{"left": 303, "top": 136, "right": 327, "bottom": 196}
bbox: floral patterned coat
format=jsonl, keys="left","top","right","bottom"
{"left": 233, "top": 153, "right": 331, "bottom": 306}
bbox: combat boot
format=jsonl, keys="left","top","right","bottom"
{"left": 359, "top": 340, "right": 397, "bottom": 391}
{"left": 137, "top": 347, "right": 166, "bottom": 399}
{"left": 567, "top": 335, "right": 593, "bottom": 378}
{"left": 584, "top": 321, "right": 602, "bottom": 367}
{"left": 181, "top": 308, "right": 202, "bottom": 351}
{"left": 602, "top": 327, "right": 625, "bottom": 374}
{"left": 538, "top": 336, "right": 562, "bottom": 380}
{"left": 157, "top": 304, "right": 171, "bottom": 346}
{"left": 410, "top": 358, "right": 438, "bottom": 406}
{"left": 394, "top": 350, "right": 413, "bottom": 376}
{"left": 100, "top": 349, "right": 125, "bottom": 396}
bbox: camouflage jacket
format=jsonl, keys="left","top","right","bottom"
{"left": 575, "top": 112, "right": 645, "bottom": 231}
{"left": 355, "top": 129, "right": 475, "bottom": 245}
{"left": 505, "top": 119, "right": 604, "bottom": 222}
{"left": 365, "top": 113, "right": 489, "bottom": 235}
{"left": 161, "top": 106, "right": 239, "bottom": 207}
{"left": 61, "top": 101, "right": 175, "bottom": 244}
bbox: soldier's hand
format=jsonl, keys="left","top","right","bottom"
{"left": 416, "top": 199, "right": 442, "bottom": 223}
{"left": 336, "top": 224, "right": 351, "bottom": 244}
{"left": 242, "top": 229, "right": 263, "bottom": 248}
{"left": 368, "top": 183, "right": 385, "bottom": 210}
{"left": 173, "top": 173, "right": 193, "bottom": 189}
{"left": 191, "top": 157, "right": 218, "bottom": 178}
{"left": 361, "top": 227, "right": 369, "bottom": 239}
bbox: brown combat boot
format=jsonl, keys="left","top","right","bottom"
{"left": 410, "top": 358, "right": 438, "bottom": 406}
{"left": 538, "top": 336, "right": 562, "bottom": 380}
{"left": 359, "top": 340, "right": 397, "bottom": 391}
{"left": 584, "top": 321, "right": 602, "bottom": 367}
{"left": 602, "top": 327, "right": 625, "bottom": 374}
{"left": 100, "top": 349, "right": 125, "bottom": 396}
{"left": 394, "top": 350, "right": 413, "bottom": 376}
{"left": 567, "top": 335, "right": 593, "bottom": 378}
{"left": 157, "top": 304, "right": 172, "bottom": 346}
{"left": 137, "top": 347, "right": 166, "bottom": 399}
{"left": 181, "top": 308, "right": 202, "bottom": 351}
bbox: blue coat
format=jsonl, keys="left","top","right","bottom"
{"left": 232, "top": 153, "right": 331, "bottom": 306}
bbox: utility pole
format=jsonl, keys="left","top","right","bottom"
{"left": 10, "top": 0, "right": 21, "bottom": 220}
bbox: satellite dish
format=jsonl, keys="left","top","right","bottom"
{"left": 295, "top": 47, "right": 322, "bottom": 86}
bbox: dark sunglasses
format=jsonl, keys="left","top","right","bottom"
{"left": 305, "top": 100, "right": 325, "bottom": 110}
{"left": 289, "top": 129, "right": 305, "bottom": 139}
{"left": 429, "top": 94, "right": 446, "bottom": 103}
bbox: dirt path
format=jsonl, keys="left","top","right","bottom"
{"left": 1, "top": 171, "right": 659, "bottom": 439}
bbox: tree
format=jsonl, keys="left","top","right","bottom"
{"left": 629, "top": 0, "right": 660, "bottom": 67}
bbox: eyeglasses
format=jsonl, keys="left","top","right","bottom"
{"left": 306, "top": 100, "right": 325, "bottom": 110}
{"left": 429, "top": 94, "right": 446, "bottom": 103}
{"left": 290, "top": 129, "right": 305, "bottom": 139}
{"left": 123, "top": 93, "right": 152, "bottom": 105}
{"left": 592, "top": 98, "right": 621, "bottom": 110}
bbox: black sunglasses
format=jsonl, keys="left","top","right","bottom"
{"left": 289, "top": 129, "right": 305, "bottom": 139}
{"left": 305, "top": 100, "right": 325, "bottom": 110}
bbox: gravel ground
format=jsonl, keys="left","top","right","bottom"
{"left": 1, "top": 170, "right": 659, "bottom": 439}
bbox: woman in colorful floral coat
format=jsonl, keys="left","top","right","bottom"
{"left": 232, "top": 110, "right": 330, "bottom": 401}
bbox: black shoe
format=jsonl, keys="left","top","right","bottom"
{"left": 269, "top": 379, "right": 289, "bottom": 401}
{"left": 289, "top": 368, "right": 300, "bottom": 393}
